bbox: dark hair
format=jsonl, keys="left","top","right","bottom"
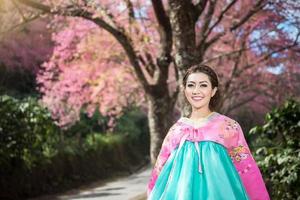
{"left": 182, "top": 64, "right": 221, "bottom": 111}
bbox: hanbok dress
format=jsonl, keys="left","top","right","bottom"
{"left": 147, "top": 112, "right": 270, "bottom": 200}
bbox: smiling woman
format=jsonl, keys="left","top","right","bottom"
{"left": 147, "top": 65, "right": 270, "bottom": 200}
{"left": 182, "top": 65, "right": 221, "bottom": 121}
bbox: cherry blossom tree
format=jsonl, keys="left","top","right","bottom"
{"left": 12, "top": 0, "right": 300, "bottom": 163}
{"left": 36, "top": 17, "right": 144, "bottom": 127}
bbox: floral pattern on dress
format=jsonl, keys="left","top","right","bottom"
{"left": 218, "top": 118, "right": 239, "bottom": 139}
{"left": 228, "top": 144, "right": 249, "bottom": 162}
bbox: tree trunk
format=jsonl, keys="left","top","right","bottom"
{"left": 176, "top": 68, "right": 192, "bottom": 117}
{"left": 147, "top": 93, "right": 175, "bottom": 165}
{"left": 169, "top": 1, "right": 201, "bottom": 115}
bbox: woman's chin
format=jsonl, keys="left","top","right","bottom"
{"left": 190, "top": 103, "right": 205, "bottom": 109}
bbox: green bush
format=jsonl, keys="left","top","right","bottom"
{"left": 250, "top": 98, "right": 300, "bottom": 200}
{"left": 65, "top": 108, "right": 110, "bottom": 139}
{"left": 84, "top": 133, "right": 122, "bottom": 151}
{"left": 0, "top": 95, "right": 149, "bottom": 199}
{"left": 0, "top": 65, "right": 37, "bottom": 98}
{"left": 0, "top": 95, "right": 59, "bottom": 169}
{"left": 114, "top": 106, "right": 150, "bottom": 154}
{"left": 114, "top": 106, "right": 148, "bottom": 137}
{"left": 64, "top": 106, "right": 149, "bottom": 154}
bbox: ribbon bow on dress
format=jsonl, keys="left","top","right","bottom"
{"left": 178, "top": 127, "right": 205, "bottom": 173}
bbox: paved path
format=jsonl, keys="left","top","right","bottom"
{"left": 31, "top": 165, "right": 150, "bottom": 200}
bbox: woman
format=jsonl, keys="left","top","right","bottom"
{"left": 147, "top": 65, "right": 270, "bottom": 200}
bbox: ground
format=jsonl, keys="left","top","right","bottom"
{"left": 29, "top": 165, "right": 151, "bottom": 200}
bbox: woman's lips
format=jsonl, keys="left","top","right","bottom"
{"left": 191, "top": 96, "right": 204, "bottom": 101}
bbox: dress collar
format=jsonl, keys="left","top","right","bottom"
{"left": 178, "top": 111, "right": 220, "bottom": 128}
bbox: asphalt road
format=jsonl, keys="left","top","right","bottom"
{"left": 30, "top": 165, "right": 151, "bottom": 200}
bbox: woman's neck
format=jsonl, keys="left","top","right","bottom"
{"left": 190, "top": 109, "right": 213, "bottom": 120}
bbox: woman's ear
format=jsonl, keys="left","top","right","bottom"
{"left": 180, "top": 84, "right": 185, "bottom": 90}
{"left": 211, "top": 87, "right": 217, "bottom": 97}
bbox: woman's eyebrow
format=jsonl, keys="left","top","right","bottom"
{"left": 187, "top": 81, "right": 208, "bottom": 83}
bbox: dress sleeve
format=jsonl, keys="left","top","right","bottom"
{"left": 228, "top": 122, "right": 270, "bottom": 200}
{"left": 147, "top": 124, "right": 177, "bottom": 197}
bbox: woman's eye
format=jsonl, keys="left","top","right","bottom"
{"left": 187, "top": 84, "right": 207, "bottom": 87}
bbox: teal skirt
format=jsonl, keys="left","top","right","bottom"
{"left": 149, "top": 141, "right": 250, "bottom": 200}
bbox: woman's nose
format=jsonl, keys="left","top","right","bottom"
{"left": 192, "top": 85, "right": 201, "bottom": 93}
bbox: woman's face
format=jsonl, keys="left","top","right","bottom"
{"left": 184, "top": 72, "right": 217, "bottom": 111}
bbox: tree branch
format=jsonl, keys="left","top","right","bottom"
{"left": 201, "top": 46, "right": 250, "bottom": 64}
{"left": 151, "top": 0, "right": 172, "bottom": 54}
{"left": 124, "top": 0, "right": 135, "bottom": 20}
{"left": 202, "top": 0, "right": 267, "bottom": 50}
{"left": 151, "top": 0, "right": 173, "bottom": 85}
{"left": 236, "top": 31, "right": 300, "bottom": 76}
{"left": 145, "top": 52, "right": 156, "bottom": 77}
{"left": 204, "top": 0, "right": 238, "bottom": 41}
{"left": 16, "top": 0, "right": 152, "bottom": 93}
{"left": 258, "top": 31, "right": 300, "bottom": 63}
{"left": 193, "top": 0, "right": 209, "bottom": 21}
{"left": 198, "top": 0, "right": 217, "bottom": 45}
{"left": 16, "top": 0, "right": 50, "bottom": 12}
{"left": 230, "top": 0, "right": 267, "bottom": 31}
{"left": 0, "top": 13, "right": 41, "bottom": 36}
{"left": 226, "top": 94, "right": 259, "bottom": 113}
